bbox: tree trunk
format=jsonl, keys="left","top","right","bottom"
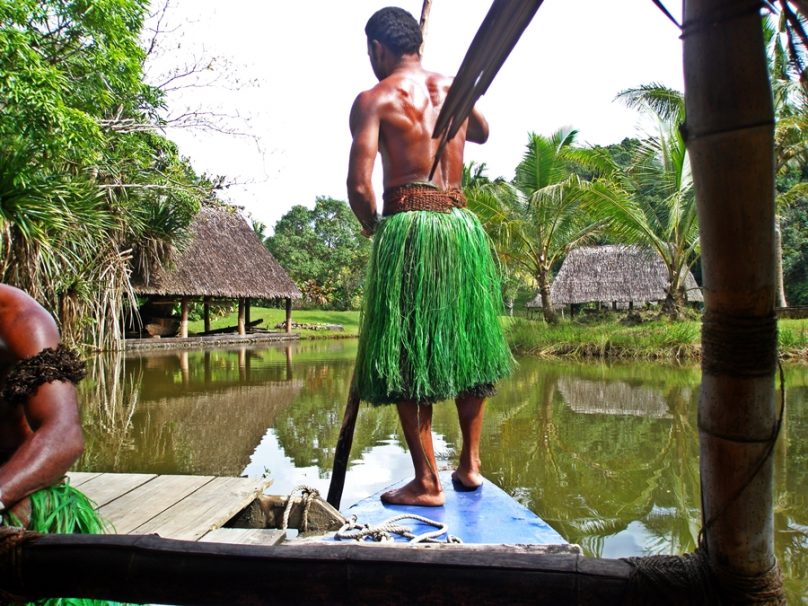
{"left": 537, "top": 271, "right": 556, "bottom": 324}
{"left": 683, "top": 0, "right": 784, "bottom": 601}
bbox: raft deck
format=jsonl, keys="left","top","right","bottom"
{"left": 342, "top": 470, "right": 568, "bottom": 545}
{"left": 67, "top": 472, "right": 282, "bottom": 545}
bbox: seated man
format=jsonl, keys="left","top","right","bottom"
{"left": 0, "top": 283, "right": 102, "bottom": 533}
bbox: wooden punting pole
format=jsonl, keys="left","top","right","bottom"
{"left": 683, "top": 0, "right": 784, "bottom": 601}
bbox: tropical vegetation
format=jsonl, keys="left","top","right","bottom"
{"left": 0, "top": 0, "right": 213, "bottom": 349}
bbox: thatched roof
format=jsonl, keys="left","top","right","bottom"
{"left": 556, "top": 376, "right": 672, "bottom": 419}
{"left": 132, "top": 205, "right": 301, "bottom": 300}
{"left": 527, "top": 245, "right": 703, "bottom": 308}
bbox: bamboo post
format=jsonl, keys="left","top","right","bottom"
{"left": 203, "top": 297, "right": 211, "bottom": 334}
{"left": 683, "top": 0, "right": 784, "bottom": 601}
{"left": 285, "top": 297, "right": 292, "bottom": 333}
{"left": 237, "top": 298, "right": 246, "bottom": 335}
{"left": 179, "top": 297, "right": 189, "bottom": 338}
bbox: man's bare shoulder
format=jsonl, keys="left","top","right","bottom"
{"left": 0, "top": 285, "right": 59, "bottom": 358}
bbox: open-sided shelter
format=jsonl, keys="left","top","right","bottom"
{"left": 131, "top": 204, "right": 301, "bottom": 338}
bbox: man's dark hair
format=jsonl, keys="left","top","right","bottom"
{"left": 365, "top": 7, "right": 422, "bottom": 56}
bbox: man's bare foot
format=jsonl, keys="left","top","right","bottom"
{"left": 451, "top": 469, "right": 483, "bottom": 491}
{"left": 381, "top": 479, "right": 445, "bottom": 506}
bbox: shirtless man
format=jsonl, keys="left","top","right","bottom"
{"left": 0, "top": 284, "right": 85, "bottom": 526}
{"left": 347, "top": 7, "right": 511, "bottom": 506}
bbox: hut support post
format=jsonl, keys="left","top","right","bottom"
{"left": 285, "top": 297, "right": 292, "bottom": 333}
{"left": 245, "top": 298, "right": 251, "bottom": 328}
{"left": 237, "top": 298, "right": 246, "bottom": 336}
{"left": 179, "top": 297, "right": 189, "bottom": 339}
{"left": 203, "top": 297, "right": 211, "bottom": 334}
{"left": 683, "top": 0, "right": 783, "bottom": 601}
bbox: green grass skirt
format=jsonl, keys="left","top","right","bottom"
{"left": 3, "top": 482, "right": 126, "bottom": 606}
{"left": 354, "top": 208, "right": 513, "bottom": 405}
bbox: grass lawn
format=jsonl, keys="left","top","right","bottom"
{"left": 505, "top": 316, "right": 808, "bottom": 361}
{"left": 186, "top": 307, "right": 360, "bottom": 338}
{"left": 187, "top": 306, "right": 808, "bottom": 361}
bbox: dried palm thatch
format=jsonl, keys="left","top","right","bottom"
{"left": 131, "top": 205, "right": 301, "bottom": 300}
{"left": 527, "top": 245, "right": 703, "bottom": 308}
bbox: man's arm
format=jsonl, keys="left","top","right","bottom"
{"left": 0, "top": 291, "right": 84, "bottom": 510}
{"left": 466, "top": 106, "right": 489, "bottom": 144}
{"left": 0, "top": 381, "right": 84, "bottom": 508}
{"left": 347, "top": 91, "right": 381, "bottom": 235}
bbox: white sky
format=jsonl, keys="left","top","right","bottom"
{"left": 145, "top": 0, "right": 684, "bottom": 233}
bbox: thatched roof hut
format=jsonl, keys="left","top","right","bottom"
{"left": 130, "top": 204, "right": 301, "bottom": 338}
{"left": 133, "top": 205, "right": 301, "bottom": 301}
{"left": 526, "top": 245, "right": 703, "bottom": 308}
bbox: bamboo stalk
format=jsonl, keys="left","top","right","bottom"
{"left": 683, "top": 0, "right": 784, "bottom": 601}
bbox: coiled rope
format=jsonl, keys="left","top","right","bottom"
{"left": 335, "top": 513, "right": 462, "bottom": 544}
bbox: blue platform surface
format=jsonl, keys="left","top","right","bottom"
{"left": 342, "top": 470, "right": 566, "bottom": 544}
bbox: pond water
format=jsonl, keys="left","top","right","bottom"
{"left": 75, "top": 340, "right": 807, "bottom": 602}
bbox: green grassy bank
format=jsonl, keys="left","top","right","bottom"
{"left": 186, "top": 307, "right": 360, "bottom": 338}
{"left": 188, "top": 307, "right": 808, "bottom": 361}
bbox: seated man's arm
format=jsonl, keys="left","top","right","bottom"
{"left": 347, "top": 91, "right": 381, "bottom": 235}
{"left": 0, "top": 381, "right": 84, "bottom": 508}
{"left": 0, "top": 293, "right": 84, "bottom": 511}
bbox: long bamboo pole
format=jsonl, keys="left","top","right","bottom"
{"left": 683, "top": 0, "right": 784, "bottom": 601}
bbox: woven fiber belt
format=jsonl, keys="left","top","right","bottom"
{"left": 382, "top": 184, "right": 467, "bottom": 216}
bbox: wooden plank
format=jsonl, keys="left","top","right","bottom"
{"left": 98, "top": 475, "right": 214, "bottom": 535}
{"left": 199, "top": 528, "right": 285, "bottom": 546}
{"left": 133, "top": 477, "right": 268, "bottom": 541}
{"left": 69, "top": 473, "right": 157, "bottom": 508}
{"left": 65, "top": 471, "right": 102, "bottom": 487}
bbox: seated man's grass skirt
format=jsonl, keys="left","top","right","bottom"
{"left": 354, "top": 200, "right": 513, "bottom": 405}
{"left": 3, "top": 482, "right": 126, "bottom": 606}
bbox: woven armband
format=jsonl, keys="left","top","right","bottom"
{"left": 1, "top": 346, "right": 87, "bottom": 406}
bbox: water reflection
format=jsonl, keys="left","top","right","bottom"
{"left": 75, "top": 341, "right": 807, "bottom": 601}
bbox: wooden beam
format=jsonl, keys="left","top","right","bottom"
{"left": 2, "top": 532, "right": 636, "bottom": 605}
{"left": 237, "top": 298, "right": 246, "bottom": 336}
{"left": 285, "top": 298, "right": 292, "bottom": 333}
{"left": 245, "top": 298, "right": 251, "bottom": 328}
{"left": 203, "top": 297, "right": 211, "bottom": 334}
{"left": 179, "top": 297, "right": 189, "bottom": 338}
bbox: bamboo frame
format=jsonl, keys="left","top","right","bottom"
{"left": 683, "top": 0, "right": 784, "bottom": 600}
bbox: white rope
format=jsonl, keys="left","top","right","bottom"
{"left": 281, "top": 485, "right": 321, "bottom": 533}
{"left": 335, "top": 513, "right": 463, "bottom": 544}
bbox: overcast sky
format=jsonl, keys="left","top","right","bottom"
{"left": 145, "top": 0, "right": 684, "bottom": 232}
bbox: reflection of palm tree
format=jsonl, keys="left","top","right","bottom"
{"left": 77, "top": 352, "right": 141, "bottom": 471}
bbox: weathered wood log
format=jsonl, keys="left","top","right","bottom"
{"left": 0, "top": 530, "right": 637, "bottom": 605}
{"left": 230, "top": 495, "right": 346, "bottom": 534}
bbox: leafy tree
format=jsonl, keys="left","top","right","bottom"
{"left": 266, "top": 198, "right": 371, "bottom": 310}
{"left": 583, "top": 85, "right": 699, "bottom": 319}
{"left": 0, "top": 0, "right": 211, "bottom": 348}
{"left": 467, "top": 129, "right": 604, "bottom": 323}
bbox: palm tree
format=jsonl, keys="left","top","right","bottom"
{"left": 766, "top": 15, "right": 808, "bottom": 306}
{"left": 583, "top": 85, "right": 699, "bottom": 319}
{"left": 467, "top": 128, "right": 604, "bottom": 323}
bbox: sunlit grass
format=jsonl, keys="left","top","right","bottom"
{"left": 507, "top": 317, "right": 808, "bottom": 361}
{"left": 186, "top": 307, "right": 360, "bottom": 338}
